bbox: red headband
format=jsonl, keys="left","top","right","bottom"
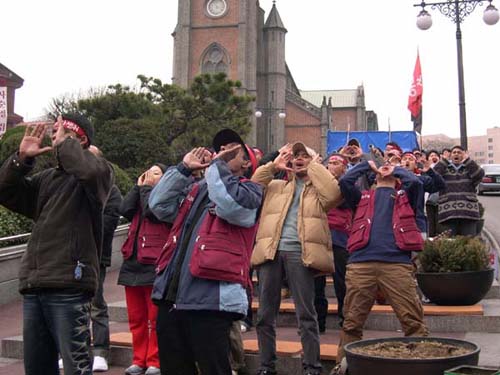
{"left": 329, "top": 155, "right": 348, "bottom": 165}
{"left": 61, "top": 119, "right": 87, "bottom": 140}
{"left": 402, "top": 153, "right": 417, "bottom": 161}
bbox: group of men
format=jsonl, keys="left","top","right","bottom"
{"left": 0, "top": 112, "right": 485, "bottom": 375}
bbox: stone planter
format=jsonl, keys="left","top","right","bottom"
{"left": 416, "top": 269, "right": 494, "bottom": 306}
{"left": 344, "top": 337, "right": 480, "bottom": 375}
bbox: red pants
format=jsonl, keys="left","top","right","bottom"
{"left": 125, "top": 286, "right": 159, "bottom": 368}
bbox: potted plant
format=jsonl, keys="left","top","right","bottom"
{"left": 344, "top": 337, "right": 480, "bottom": 375}
{"left": 416, "top": 236, "right": 494, "bottom": 305}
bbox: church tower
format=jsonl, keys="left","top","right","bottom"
{"left": 172, "top": 0, "right": 259, "bottom": 144}
{"left": 256, "top": 2, "right": 287, "bottom": 152}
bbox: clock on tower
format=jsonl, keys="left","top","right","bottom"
{"left": 206, "top": 0, "right": 227, "bottom": 18}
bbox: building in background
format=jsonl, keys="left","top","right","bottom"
{"left": 0, "top": 63, "right": 24, "bottom": 133}
{"left": 423, "top": 127, "right": 500, "bottom": 165}
{"left": 171, "top": 0, "right": 378, "bottom": 154}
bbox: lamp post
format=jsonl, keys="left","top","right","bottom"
{"left": 414, "top": 0, "right": 499, "bottom": 149}
{"left": 255, "top": 108, "right": 286, "bottom": 152}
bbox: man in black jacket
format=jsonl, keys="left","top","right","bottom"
{"left": 88, "top": 146, "right": 122, "bottom": 372}
{"left": 0, "top": 114, "right": 113, "bottom": 375}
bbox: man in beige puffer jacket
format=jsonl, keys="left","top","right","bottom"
{"left": 251, "top": 142, "right": 342, "bottom": 375}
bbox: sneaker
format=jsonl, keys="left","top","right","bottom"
{"left": 329, "top": 358, "right": 348, "bottom": 375}
{"left": 145, "top": 366, "right": 161, "bottom": 375}
{"left": 58, "top": 358, "right": 63, "bottom": 370}
{"left": 93, "top": 356, "right": 109, "bottom": 372}
{"left": 241, "top": 321, "right": 252, "bottom": 333}
{"left": 125, "top": 364, "right": 147, "bottom": 375}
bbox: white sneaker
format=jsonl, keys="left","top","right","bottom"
{"left": 92, "top": 356, "right": 109, "bottom": 372}
{"left": 240, "top": 323, "right": 248, "bottom": 333}
{"left": 58, "top": 358, "right": 63, "bottom": 370}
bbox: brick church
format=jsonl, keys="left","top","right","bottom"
{"left": 172, "top": 0, "right": 378, "bottom": 155}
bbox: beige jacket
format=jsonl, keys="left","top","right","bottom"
{"left": 251, "top": 161, "right": 342, "bottom": 272}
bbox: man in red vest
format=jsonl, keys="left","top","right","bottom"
{"left": 332, "top": 160, "right": 429, "bottom": 374}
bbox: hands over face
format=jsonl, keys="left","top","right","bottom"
{"left": 274, "top": 145, "right": 293, "bottom": 172}
{"left": 183, "top": 147, "right": 211, "bottom": 171}
{"left": 19, "top": 123, "right": 53, "bottom": 161}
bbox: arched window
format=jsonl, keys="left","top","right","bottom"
{"left": 200, "top": 43, "right": 229, "bottom": 74}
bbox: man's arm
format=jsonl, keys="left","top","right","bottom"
{"left": 56, "top": 138, "right": 113, "bottom": 206}
{"left": 393, "top": 166, "right": 421, "bottom": 212}
{"left": 206, "top": 159, "right": 263, "bottom": 228}
{"left": 463, "top": 158, "right": 485, "bottom": 188}
{"left": 307, "top": 162, "right": 342, "bottom": 211}
{"left": 339, "top": 161, "right": 371, "bottom": 209}
{"left": 420, "top": 168, "right": 446, "bottom": 194}
{"left": 148, "top": 164, "right": 195, "bottom": 224}
{"left": 0, "top": 153, "right": 39, "bottom": 219}
{"left": 251, "top": 162, "right": 278, "bottom": 187}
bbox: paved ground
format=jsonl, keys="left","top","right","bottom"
{"left": 2, "top": 269, "right": 500, "bottom": 373}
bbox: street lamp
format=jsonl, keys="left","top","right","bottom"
{"left": 254, "top": 109, "right": 286, "bottom": 119}
{"left": 414, "top": 0, "right": 499, "bottom": 149}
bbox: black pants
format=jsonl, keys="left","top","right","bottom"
{"left": 91, "top": 265, "right": 109, "bottom": 358}
{"left": 441, "top": 218, "right": 479, "bottom": 237}
{"left": 156, "top": 305, "right": 234, "bottom": 375}
{"left": 314, "top": 246, "right": 349, "bottom": 329}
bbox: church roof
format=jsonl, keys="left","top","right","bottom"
{"left": 300, "top": 90, "right": 358, "bottom": 108}
{"left": 0, "top": 63, "right": 24, "bottom": 86}
{"left": 264, "top": 3, "right": 287, "bottom": 31}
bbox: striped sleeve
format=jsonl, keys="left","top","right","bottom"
{"left": 206, "top": 159, "right": 263, "bottom": 228}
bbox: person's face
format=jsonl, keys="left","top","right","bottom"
{"left": 292, "top": 150, "right": 312, "bottom": 177}
{"left": 401, "top": 155, "right": 416, "bottom": 172}
{"left": 451, "top": 148, "right": 465, "bottom": 165}
{"left": 222, "top": 143, "right": 251, "bottom": 176}
{"left": 429, "top": 152, "right": 440, "bottom": 164}
{"left": 413, "top": 151, "right": 423, "bottom": 163}
{"left": 149, "top": 165, "right": 164, "bottom": 186}
{"left": 442, "top": 150, "right": 451, "bottom": 160}
{"left": 327, "top": 158, "right": 346, "bottom": 178}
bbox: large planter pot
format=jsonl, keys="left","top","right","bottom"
{"left": 416, "top": 269, "right": 494, "bottom": 305}
{"left": 344, "top": 337, "right": 480, "bottom": 375}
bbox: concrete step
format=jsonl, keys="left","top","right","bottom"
{"left": 251, "top": 278, "right": 500, "bottom": 299}
{"left": 108, "top": 298, "right": 500, "bottom": 333}
{"left": 4, "top": 327, "right": 500, "bottom": 372}
{"left": 0, "top": 333, "right": 337, "bottom": 375}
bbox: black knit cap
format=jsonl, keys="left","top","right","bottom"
{"left": 61, "top": 112, "right": 94, "bottom": 146}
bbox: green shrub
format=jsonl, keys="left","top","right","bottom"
{"left": 418, "top": 236, "right": 490, "bottom": 273}
{"left": 111, "top": 162, "right": 133, "bottom": 195}
{"left": 0, "top": 206, "right": 33, "bottom": 247}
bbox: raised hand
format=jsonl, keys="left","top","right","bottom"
{"left": 183, "top": 147, "right": 211, "bottom": 171}
{"left": 19, "top": 123, "right": 52, "bottom": 161}
{"left": 273, "top": 148, "right": 293, "bottom": 172}
{"left": 214, "top": 144, "right": 242, "bottom": 164}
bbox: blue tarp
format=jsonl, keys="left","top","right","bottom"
{"left": 327, "top": 131, "right": 420, "bottom": 155}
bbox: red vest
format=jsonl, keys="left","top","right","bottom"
{"left": 327, "top": 206, "right": 353, "bottom": 233}
{"left": 347, "top": 189, "right": 423, "bottom": 253}
{"left": 121, "top": 208, "right": 172, "bottom": 265}
{"left": 156, "top": 183, "right": 258, "bottom": 288}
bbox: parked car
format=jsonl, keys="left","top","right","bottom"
{"left": 478, "top": 164, "right": 500, "bottom": 195}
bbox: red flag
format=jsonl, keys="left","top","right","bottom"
{"left": 408, "top": 52, "right": 423, "bottom": 133}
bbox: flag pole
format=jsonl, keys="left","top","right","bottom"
{"left": 388, "top": 117, "right": 392, "bottom": 143}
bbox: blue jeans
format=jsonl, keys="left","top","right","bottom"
{"left": 23, "top": 292, "right": 92, "bottom": 375}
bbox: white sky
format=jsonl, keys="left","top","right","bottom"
{"left": 3, "top": 0, "right": 500, "bottom": 137}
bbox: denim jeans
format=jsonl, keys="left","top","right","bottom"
{"left": 23, "top": 291, "right": 92, "bottom": 375}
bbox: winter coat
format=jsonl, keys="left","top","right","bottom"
{"left": 0, "top": 139, "right": 113, "bottom": 295}
{"left": 251, "top": 161, "right": 342, "bottom": 273}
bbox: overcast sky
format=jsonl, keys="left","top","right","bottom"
{"left": 3, "top": 0, "right": 500, "bottom": 137}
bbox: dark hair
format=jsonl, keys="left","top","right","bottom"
{"left": 153, "top": 163, "right": 167, "bottom": 174}
{"left": 451, "top": 145, "right": 464, "bottom": 152}
{"left": 442, "top": 148, "right": 452, "bottom": 153}
{"left": 427, "top": 149, "right": 440, "bottom": 156}
{"left": 61, "top": 112, "right": 94, "bottom": 146}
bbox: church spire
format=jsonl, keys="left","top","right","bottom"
{"left": 264, "top": 1, "right": 287, "bottom": 31}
